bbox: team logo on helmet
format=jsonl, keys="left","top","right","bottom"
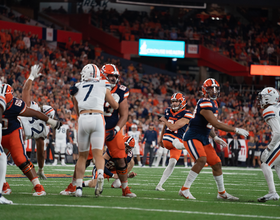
{"left": 171, "top": 93, "right": 186, "bottom": 111}
{"left": 42, "top": 105, "right": 55, "bottom": 119}
{"left": 258, "top": 87, "right": 279, "bottom": 109}
{"left": 202, "top": 78, "right": 220, "bottom": 100}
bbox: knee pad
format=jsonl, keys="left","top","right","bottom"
{"left": 19, "top": 160, "right": 34, "bottom": 174}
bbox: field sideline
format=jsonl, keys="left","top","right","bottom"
{"left": 2, "top": 165, "right": 280, "bottom": 220}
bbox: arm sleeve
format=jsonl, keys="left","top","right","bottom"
{"left": 267, "top": 117, "right": 280, "bottom": 150}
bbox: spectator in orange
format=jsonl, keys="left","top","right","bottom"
{"left": 94, "top": 44, "right": 102, "bottom": 58}
{"left": 65, "top": 37, "right": 73, "bottom": 50}
{"left": 16, "top": 36, "right": 25, "bottom": 50}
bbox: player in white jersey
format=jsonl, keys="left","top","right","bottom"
{"left": 52, "top": 123, "right": 70, "bottom": 166}
{"left": 70, "top": 63, "right": 119, "bottom": 197}
{"left": 257, "top": 87, "right": 280, "bottom": 202}
{"left": 21, "top": 64, "right": 56, "bottom": 180}
{"left": 128, "top": 124, "right": 142, "bottom": 166}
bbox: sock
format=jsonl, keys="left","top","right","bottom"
{"left": 183, "top": 170, "right": 198, "bottom": 188}
{"left": 214, "top": 174, "right": 225, "bottom": 193}
{"left": 73, "top": 160, "right": 77, "bottom": 165}
{"left": 72, "top": 178, "right": 76, "bottom": 186}
{"left": 191, "top": 162, "right": 194, "bottom": 166}
{"left": 138, "top": 161, "right": 142, "bottom": 166}
{"left": 97, "top": 169, "right": 104, "bottom": 177}
{"left": 83, "top": 180, "right": 90, "bottom": 187}
{"left": 38, "top": 167, "right": 43, "bottom": 172}
{"left": 61, "top": 159, "right": 65, "bottom": 164}
{"left": 76, "top": 179, "right": 83, "bottom": 188}
{"left": 31, "top": 177, "right": 40, "bottom": 187}
{"left": 54, "top": 159, "right": 58, "bottom": 163}
{"left": 261, "top": 163, "right": 276, "bottom": 193}
{"left": 158, "top": 158, "right": 177, "bottom": 186}
{"left": 0, "top": 152, "right": 7, "bottom": 194}
{"left": 162, "top": 154, "right": 167, "bottom": 167}
{"left": 155, "top": 152, "right": 162, "bottom": 167}
{"left": 184, "top": 162, "right": 188, "bottom": 167}
{"left": 121, "top": 180, "right": 128, "bottom": 189}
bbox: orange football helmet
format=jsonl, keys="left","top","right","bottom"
{"left": 171, "top": 92, "right": 186, "bottom": 111}
{"left": 101, "top": 64, "right": 119, "bottom": 87}
{"left": 202, "top": 78, "right": 220, "bottom": 100}
{"left": 123, "top": 135, "right": 135, "bottom": 148}
{"left": 1, "top": 84, "right": 14, "bottom": 104}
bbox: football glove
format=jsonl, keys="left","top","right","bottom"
{"left": 47, "top": 118, "right": 62, "bottom": 130}
{"left": 70, "top": 86, "right": 78, "bottom": 96}
{"left": 213, "top": 136, "right": 228, "bottom": 149}
{"left": 28, "top": 64, "right": 42, "bottom": 81}
{"left": 106, "top": 128, "right": 118, "bottom": 141}
{"left": 235, "top": 128, "right": 249, "bottom": 137}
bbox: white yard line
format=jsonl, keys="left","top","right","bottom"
{"left": 12, "top": 203, "right": 280, "bottom": 219}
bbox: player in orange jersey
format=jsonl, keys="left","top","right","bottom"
{"left": 179, "top": 78, "right": 248, "bottom": 200}
{"left": 1, "top": 83, "right": 61, "bottom": 196}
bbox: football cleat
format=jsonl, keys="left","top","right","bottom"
{"left": 75, "top": 187, "right": 82, "bottom": 197}
{"left": 61, "top": 162, "right": 66, "bottom": 166}
{"left": 60, "top": 183, "right": 76, "bottom": 195}
{"left": 258, "top": 192, "right": 280, "bottom": 202}
{"left": 155, "top": 185, "right": 165, "bottom": 192}
{"left": 217, "top": 191, "right": 239, "bottom": 201}
{"left": 95, "top": 174, "right": 104, "bottom": 197}
{"left": 122, "top": 186, "right": 136, "bottom": 198}
{"left": 2, "top": 182, "right": 12, "bottom": 195}
{"left": 179, "top": 187, "right": 196, "bottom": 199}
{"left": 52, "top": 161, "right": 57, "bottom": 166}
{"left": 0, "top": 196, "right": 13, "bottom": 204}
{"left": 33, "top": 184, "right": 46, "bottom": 196}
{"left": 37, "top": 170, "right": 47, "bottom": 180}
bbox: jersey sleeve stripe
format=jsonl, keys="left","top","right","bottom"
{"left": 264, "top": 114, "right": 275, "bottom": 120}
{"left": 199, "top": 102, "right": 212, "bottom": 108}
{"left": 263, "top": 111, "right": 275, "bottom": 117}
{"left": 184, "top": 113, "right": 193, "bottom": 118}
{"left": 20, "top": 105, "right": 27, "bottom": 114}
{"left": 124, "top": 92, "right": 129, "bottom": 98}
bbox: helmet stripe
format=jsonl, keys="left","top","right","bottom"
{"left": 211, "top": 78, "right": 216, "bottom": 86}
{"left": 91, "top": 64, "right": 96, "bottom": 78}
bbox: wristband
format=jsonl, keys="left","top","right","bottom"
{"left": 114, "top": 126, "right": 120, "bottom": 132}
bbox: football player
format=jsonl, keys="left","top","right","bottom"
{"left": 0, "top": 83, "right": 13, "bottom": 204}
{"left": 179, "top": 78, "right": 248, "bottom": 200}
{"left": 155, "top": 93, "right": 192, "bottom": 191}
{"left": 20, "top": 64, "right": 56, "bottom": 179}
{"left": 1, "top": 83, "right": 61, "bottom": 196}
{"left": 52, "top": 121, "right": 70, "bottom": 166}
{"left": 83, "top": 135, "right": 137, "bottom": 189}
{"left": 70, "top": 63, "right": 118, "bottom": 197}
{"left": 101, "top": 63, "right": 136, "bottom": 197}
{"left": 128, "top": 124, "right": 142, "bottom": 166}
{"left": 257, "top": 87, "right": 280, "bottom": 202}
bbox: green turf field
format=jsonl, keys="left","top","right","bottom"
{"left": 2, "top": 164, "right": 280, "bottom": 220}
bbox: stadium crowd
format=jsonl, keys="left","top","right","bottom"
{"left": 0, "top": 27, "right": 272, "bottom": 167}
{"left": 88, "top": 7, "right": 280, "bottom": 66}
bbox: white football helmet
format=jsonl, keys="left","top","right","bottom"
{"left": 131, "top": 124, "right": 137, "bottom": 131}
{"left": 258, "top": 87, "right": 279, "bottom": 109}
{"left": 42, "top": 105, "right": 55, "bottom": 119}
{"left": 81, "top": 64, "right": 100, "bottom": 81}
